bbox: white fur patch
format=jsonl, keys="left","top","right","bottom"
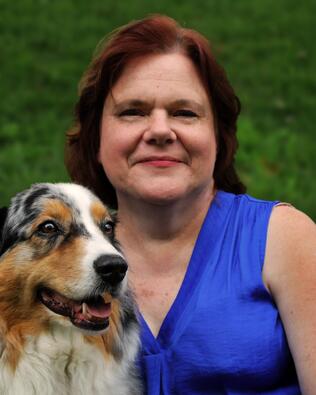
{"left": 0, "top": 325, "right": 140, "bottom": 395}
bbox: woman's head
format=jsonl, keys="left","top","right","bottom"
{"left": 65, "top": 14, "right": 246, "bottom": 208}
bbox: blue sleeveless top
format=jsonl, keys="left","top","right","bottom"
{"left": 139, "top": 191, "right": 300, "bottom": 394}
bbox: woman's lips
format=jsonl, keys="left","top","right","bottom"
{"left": 140, "top": 159, "right": 181, "bottom": 167}
{"left": 136, "top": 157, "right": 183, "bottom": 168}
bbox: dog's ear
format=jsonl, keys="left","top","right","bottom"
{"left": 0, "top": 207, "right": 8, "bottom": 233}
{"left": 0, "top": 207, "right": 8, "bottom": 255}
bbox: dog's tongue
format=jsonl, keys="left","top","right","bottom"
{"left": 83, "top": 298, "right": 111, "bottom": 319}
{"left": 71, "top": 296, "right": 111, "bottom": 321}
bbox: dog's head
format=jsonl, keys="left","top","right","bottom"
{"left": 0, "top": 183, "right": 128, "bottom": 334}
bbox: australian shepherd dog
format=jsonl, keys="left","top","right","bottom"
{"left": 0, "top": 183, "right": 141, "bottom": 395}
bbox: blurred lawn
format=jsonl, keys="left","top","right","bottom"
{"left": 0, "top": 0, "right": 315, "bottom": 219}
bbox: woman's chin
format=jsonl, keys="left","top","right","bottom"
{"left": 125, "top": 185, "right": 200, "bottom": 207}
{"left": 141, "top": 195, "right": 182, "bottom": 206}
{"left": 138, "top": 192, "right": 182, "bottom": 206}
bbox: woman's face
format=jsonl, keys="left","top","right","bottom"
{"left": 99, "top": 52, "right": 217, "bottom": 206}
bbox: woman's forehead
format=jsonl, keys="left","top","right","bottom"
{"left": 115, "top": 52, "right": 201, "bottom": 83}
{"left": 104, "top": 53, "right": 210, "bottom": 107}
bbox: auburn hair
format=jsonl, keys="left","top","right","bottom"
{"left": 65, "top": 14, "right": 246, "bottom": 208}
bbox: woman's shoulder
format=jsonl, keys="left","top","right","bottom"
{"left": 264, "top": 204, "right": 315, "bottom": 284}
{"left": 265, "top": 204, "right": 315, "bottom": 271}
{"left": 263, "top": 205, "right": 316, "bottom": 392}
{"left": 269, "top": 203, "right": 315, "bottom": 230}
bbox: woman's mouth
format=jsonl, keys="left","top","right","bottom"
{"left": 136, "top": 156, "right": 183, "bottom": 168}
{"left": 141, "top": 160, "right": 180, "bottom": 167}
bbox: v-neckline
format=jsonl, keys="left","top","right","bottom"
{"left": 140, "top": 190, "right": 234, "bottom": 353}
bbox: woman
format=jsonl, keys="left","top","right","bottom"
{"left": 65, "top": 15, "right": 316, "bottom": 394}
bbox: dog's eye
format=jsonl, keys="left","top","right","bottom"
{"left": 100, "top": 220, "right": 115, "bottom": 236}
{"left": 37, "top": 221, "right": 59, "bottom": 235}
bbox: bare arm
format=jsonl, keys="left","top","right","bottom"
{"left": 263, "top": 205, "right": 316, "bottom": 394}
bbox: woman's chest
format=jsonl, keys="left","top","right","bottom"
{"left": 130, "top": 270, "right": 186, "bottom": 337}
{"left": 176, "top": 292, "right": 293, "bottom": 377}
{"left": 140, "top": 290, "right": 299, "bottom": 393}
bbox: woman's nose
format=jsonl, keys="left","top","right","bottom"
{"left": 143, "top": 110, "right": 176, "bottom": 146}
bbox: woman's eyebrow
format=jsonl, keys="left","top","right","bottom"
{"left": 112, "top": 99, "right": 151, "bottom": 112}
{"left": 169, "top": 99, "right": 206, "bottom": 114}
{"left": 111, "top": 98, "right": 206, "bottom": 115}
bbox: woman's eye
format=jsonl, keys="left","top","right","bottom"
{"left": 119, "top": 108, "right": 144, "bottom": 117}
{"left": 37, "top": 221, "right": 59, "bottom": 235}
{"left": 101, "top": 220, "right": 115, "bottom": 236}
{"left": 173, "top": 109, "right": 197, "bottom": 118}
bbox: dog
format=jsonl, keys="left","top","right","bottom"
{"left": 0, "top": 183, "right": 142, "bottom": 395}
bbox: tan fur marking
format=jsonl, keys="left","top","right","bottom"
{"left": 103, "top": 292, "right": 113, "bottom": 304}
{"left": 5, "top": 321, "right": 49, "bottom": 371}
{"left": 29, "top": 236, "right": 85, "bottom": 296}
{"left": 29, "top": 199, "right": 73, "bottom": 235}
{"left": 90, "top": 201, "right": 110, "bottom": 224}
{"left": 0, "top": 236, "right": 86, "bottom": 369}
{"left": 0, "top": 250, "right": 51, "bottom": 370}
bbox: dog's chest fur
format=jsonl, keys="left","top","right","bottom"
{"left": 0, "top": 325, "right": 139, "bottom": 395}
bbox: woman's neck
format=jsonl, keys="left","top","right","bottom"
{"left": 116, "top": 187, "right": 215, "bottom": 250}
{"left": 116, "top": 187, "right": 216, "bottom": 335}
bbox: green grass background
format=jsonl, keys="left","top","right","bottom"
{"left": 0, "top": 0, "right": 315, "bottom": 219}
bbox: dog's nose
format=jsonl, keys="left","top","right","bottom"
{"left": 93, "top": 255, "right": 128, "bottom": 286}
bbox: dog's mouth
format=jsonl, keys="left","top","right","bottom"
{"left": 38, "top": 287, "right": 111, "bottom": 331}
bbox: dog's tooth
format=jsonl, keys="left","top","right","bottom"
{"left": 82, "top": 303, "right": 92, "bottom": 319}
{"left": 82, "top": 303, "right": 87, "bottom": 315}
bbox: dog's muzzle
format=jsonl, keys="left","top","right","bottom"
{"left": 38, "top": 255, "right": 128, "bottom": 332}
